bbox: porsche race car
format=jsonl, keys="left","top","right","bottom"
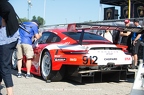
{"left": 12, "top": 23, "right": 135, "bottom": 82}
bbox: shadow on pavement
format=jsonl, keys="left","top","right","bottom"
{"left": 10, "top": 69, "right": 135, "bottom": 86}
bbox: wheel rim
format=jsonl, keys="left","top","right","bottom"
{"left": 12, "top": 50, "right": 17, "bottom": 69}
{"left": 42, "top": 54, "right": 51, "bottom": 78}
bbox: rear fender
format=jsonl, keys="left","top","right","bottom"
{"left": 116, "top": 44, "right": 128, "bottom": 53}
{"left": 39, "top": 48, "right": 63, "bottom": 71}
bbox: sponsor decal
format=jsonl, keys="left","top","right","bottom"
{"left": 54, "top": 55, "right": 61, "bottom": 57}
{"left": 63, "top": 37, "right": 68, "bottom": 40}
{"left": 104, "top": 58, "right": 117, "bottom": 60}
{"left": 70, "top": 58, "right": 77, "bottom": 61}
{"left": 82, "top": 56, "right": 98, "bottom": 64}
{"left": 54, "top": 58, "right": 66, "bottom": 61}
{"left": 125, "top": 57, "right": 131, "bottom": 60}
{"left": 64, "top": 42, "right": 70, "bottom": 44}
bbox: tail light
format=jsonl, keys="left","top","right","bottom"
{"left": 123, "top": 49, "right": 128, "bottom": 53}
{"left": 121, "top": 48, "right": 129, "bottom": 54}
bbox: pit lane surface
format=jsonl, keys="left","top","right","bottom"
{"left": 0, "top": 69, "right": 135, "bottom": 95}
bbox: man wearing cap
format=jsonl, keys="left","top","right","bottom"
{"left": 120, "top": 19, "right": 132, "bottom": 52}
{"left": 131, "top": 19, "right": 142, "bottom": 69}
{"left": 16, "top": 20, "right": 42, "bottom": 78}
{"left": 120, "top": 19, "right": 134, "bottom": 68}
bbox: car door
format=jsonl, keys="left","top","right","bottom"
{"left": 32, "top": 32, "right": 51, "bottom": 70}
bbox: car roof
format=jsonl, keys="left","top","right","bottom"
{"left": 43, "top": 28, "right": 98, "bottom": 35}
{"left": 49, "top": 28, "right": 67, "bottom": 32}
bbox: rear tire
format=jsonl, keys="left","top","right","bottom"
{"left": 11, "top": 49, "right": 17, "bottom": 69}
{"left": 41, "top": 51, "right": 65, "bottom": 81}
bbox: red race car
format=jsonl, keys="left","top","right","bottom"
{"left": 12, "top": 23, "right": 134, "bottom": 82}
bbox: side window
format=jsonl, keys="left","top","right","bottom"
{"left": 46, "top": 33, "right": 61, "bottom": 43}
{"left": 38, "top": 32, "right": 51, "bottom": 44}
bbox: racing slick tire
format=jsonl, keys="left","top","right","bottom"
{"left": 11, "top": 49, "right": 18, "bottom": 69}
{"left": 41, "top": 51, "right": 65, "bottom": 82}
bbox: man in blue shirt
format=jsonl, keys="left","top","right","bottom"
{"left": 16, "top": 20, "right": 42, "bottom": 78}
{"left": 132, "top": 19, "right": 142, "bottom": 69}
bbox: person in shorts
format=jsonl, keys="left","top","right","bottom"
{"left": 131, "top": 19, "right": 142, "bottom": 69}
{"left": 16, "top": 20, "right": 42, "bottom": 78}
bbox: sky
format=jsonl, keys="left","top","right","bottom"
{"left": 9, "top": 0, "right": 120, "bottom": 25}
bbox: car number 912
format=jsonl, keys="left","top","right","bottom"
{"left": 82, "top": 56, "right": 98, "bottom": 64}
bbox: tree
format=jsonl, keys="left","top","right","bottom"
{"left": 31, "top": 16, "right": 45, "bottom": 26}
{"left": 19, "top": 16, "right": 45, "bottom": 26}
{"left": 32, "top": 16, "right": 36, "bottom": 20}
{"left": 18, "top": 17, "right": 29, "bottom": 23}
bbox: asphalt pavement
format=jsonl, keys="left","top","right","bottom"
{"left": 0, "top": 69, "right": 135, "bottom": 95}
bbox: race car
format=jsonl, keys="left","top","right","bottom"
{"left": 11, "top": 23, "right": 134, "bottom": 82}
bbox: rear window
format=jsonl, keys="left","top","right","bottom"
{"left": 63, "top": 32, "right": 107, "bottom": 40}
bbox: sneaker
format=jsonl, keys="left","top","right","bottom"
{"left": 135, "top": 66, "right": 138, "bottom": 69}
{"left": 25, "top": 74, "right": 32, "bottom": 79}
{"left": 17, "top": 73, "right": 22, "bottom": 78}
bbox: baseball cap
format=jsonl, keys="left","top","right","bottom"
{"left": 133, "top": 19, "right": 139, "bottom": 22}
{"left": 31, "top": 20, "right": 40, "bottom": 28}
{"left": 124, "top": 19, "right": 130, "bottom": 24}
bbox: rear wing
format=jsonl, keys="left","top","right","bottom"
{"left": 67, "top": 23, "right": 144, "bottom": 45}
{"left": 67, "top": 23, "right": 144, "bottom": 34}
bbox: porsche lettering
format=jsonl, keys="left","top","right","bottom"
{"left": 106, "top": 53, "right": 113, "bottom": 55}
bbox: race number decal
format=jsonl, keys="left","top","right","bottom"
{"left": 83, "top": 56, "right": 98, "bottom": 64}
